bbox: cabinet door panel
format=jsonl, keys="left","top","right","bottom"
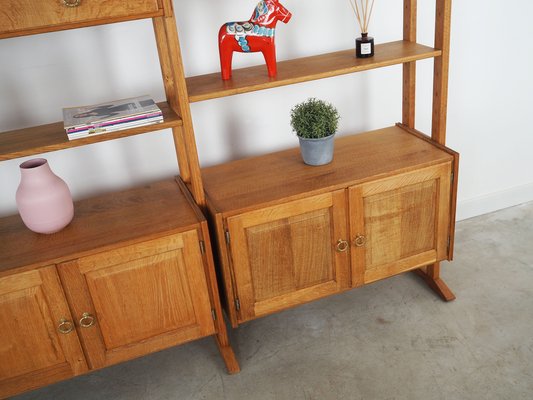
{"left": 58, "top": 230, "right": 215, "bottom": 369}
{"left": 0, "top": 267, "right": 87, "bottom": 398}
{"left": 350, "top": 163, "right": 452, "bottom": 285}
{"left": 227, "top": 191, "right": 350, "bottom": 322}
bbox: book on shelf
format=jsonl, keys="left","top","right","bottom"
{"left": 62, "top": 95, "right": 163, "bottom": 137}
{"left": 67, "top": 115, "right": 164, "bottom": 140}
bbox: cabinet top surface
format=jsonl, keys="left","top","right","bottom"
{"left": 203, "top": 125, "right": 455, "bottom": 214}
{"left": 0, "top": 178, "right": 201, "bottom": 274}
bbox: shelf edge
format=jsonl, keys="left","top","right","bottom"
{"left": 187, "top": 41, "right": 442, "bottom": 103}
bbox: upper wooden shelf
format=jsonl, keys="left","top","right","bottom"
{"left": 186, "top": 41, "right": 441, "bottom": 103}
{"left": 0, "top": 102, "right": 182, "bottom": 161}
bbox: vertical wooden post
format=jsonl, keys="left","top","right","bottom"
{"left": 402, "top": 0, "right": 417, "bottom": 128}
{"left": 152, "top": 1, "right": 206, "bottom": 207}
{"left": 153, "top": 20, "right": 191, "bottom": 183}
{"left": 431, "top": 0, "right": 452, "bottom": 144}
{"left": 159, "top": 2, "right": 238, "bottom": 372}
{"left": 419, "top": 0, "right": 455, "bottom": 301}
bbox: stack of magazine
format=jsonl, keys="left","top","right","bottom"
{"left": 63, "top": 95, "right": 164, "bottom": 140}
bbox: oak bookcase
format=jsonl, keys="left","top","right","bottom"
{"left": 0, "top": 1, "right": 238, "bottom": 398}
{"left": 192, "top": 0, "right": 458, "bottom": 327}
{"left": 0, "top": 0, "right": 457, "bottom": 397}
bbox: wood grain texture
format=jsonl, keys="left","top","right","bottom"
{"left": 226, "top": 191, "right": 349, "bottom": 323}
{"left": 58, "top": 231, "right": 215, "bottom": 369}
{"left": 397, "top": 123, "right": 459, "bottom": 259}
{"left": 187, "top": 41, "right": 441, "bottom": 102}
{"left": 0, "top": 179, "right": 200, "bottom": 275}
{"left": 153, "top": 17, "right": 191, "bottom": 183}
{"left": 0, "top": 102, "right": 181, "bottom": 161}
{"left": 0, "top": 0, "right": 162, "bottom": 39}
{"left": 0, "top": 266, "right": 87, "bottom": 398}
{"left": 349, "top": 163, "right": 452, "bottom": 284}
{"left": 432, "top": 0, "right": 453, "bottom": 144}
{"left": 203, "top": 125, "right": 454, "bottom": 216}
{"left": 402, "top": 0, "right": 417, "bottom": 127}
{"left": 197, "top": 221, "right": 241, "bottom": 374}
{"left": 152, "top": 15, "right": 206, "bottom": 206}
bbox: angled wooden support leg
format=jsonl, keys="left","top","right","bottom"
{"left": 414, "top": 262, "right": 456, "bottom": 301}
{"left": 214, "top": 333, "right": 240, "bottom": 374}
{"left": 195, "top": 218, "right": 240, "bottom": 374}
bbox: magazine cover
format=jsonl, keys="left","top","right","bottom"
{"left": 63, "top": 95, "right": 162, "bottom": 130}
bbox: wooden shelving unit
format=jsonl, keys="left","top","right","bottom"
{"left": 0, "top": 1, "right": 239, "bottom": 397}
{"left": 190, "top": 0, "right": 457, "bottom": 327}
{"left": 187, "top": 41, "right": 440, "bottom": 102}
{"left": 0, "top": 0, "right": 456, "bottom": 396}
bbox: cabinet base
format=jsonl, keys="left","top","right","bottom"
{"left": 414, "top": 263, "right": 456, "bottom": 301}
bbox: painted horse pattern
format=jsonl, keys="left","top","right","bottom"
{"left": 218, "top": 0, "right": 292, "bottom": 80}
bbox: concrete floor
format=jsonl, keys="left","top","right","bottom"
{"left": 14, "top": 202, "right": 533, "bottom": 400}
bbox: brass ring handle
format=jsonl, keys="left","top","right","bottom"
{"left": 336, "top": 239, "right": 349, "bottom": 253}
{"left": 353, "top": 234, "right": 366, "bottom": 247}
{"left": 62, "top": 0, "right": 81, "bottom": 7}
{"left": 79, "top": 312, "right": 95, "bottom": 328}
{"left": 58, "top": 318, "right": 74, "bottom": 334}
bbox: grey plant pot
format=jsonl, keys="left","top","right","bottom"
{"left": 298, "top": 133, "right": 335, "bottom": 166}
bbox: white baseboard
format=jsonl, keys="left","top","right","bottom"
{"left": 456, "top": 182, "right": 533, "bottom": 221}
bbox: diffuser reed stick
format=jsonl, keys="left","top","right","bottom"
{"left": 348, "top": 0, "right": 376, "bottom": 33}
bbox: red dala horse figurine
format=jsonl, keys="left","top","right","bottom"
{"left": 218, "top": 0, "right": 292, "bottom": 80}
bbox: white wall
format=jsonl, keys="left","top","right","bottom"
{"left": 1, "top": 0, "right": 532, "bottom": 220}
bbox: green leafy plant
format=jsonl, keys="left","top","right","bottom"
{"left": 290, "top": 98, "right": 340, "bottom": 139}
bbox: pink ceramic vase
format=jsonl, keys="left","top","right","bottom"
{"left": 16, "top": 158, "right": 74, "bottom": 234}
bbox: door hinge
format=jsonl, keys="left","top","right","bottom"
{"left": 235, "top": 298, "right": 241, "bottom": 311}
{"left": 447, "top": 235, "right": 451, "bottom": 252}
{"left": 225, "top": 230, "right": 231, "bottom": 245}
{"left": 451, "top": 171, "right": 455, "bottom": 184}
{"left": 211, "top": 309, "right": 217, "bottom": 321}
{"left": 199, "top": 240, "right": 206, "bottom": 255}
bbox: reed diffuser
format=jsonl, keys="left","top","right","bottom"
{"left": 348, "top": 0, "right": 376, "bottom": 58}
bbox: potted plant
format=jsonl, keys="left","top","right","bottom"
{"left": 290, "top": 97, "right": 340, "bottom": 166}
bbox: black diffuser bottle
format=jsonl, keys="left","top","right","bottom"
{"left": 349, "top": 0, "right": 376, "bottom": 59}
{"left": 356, "top": 32, "right": 374, "bottom": 58}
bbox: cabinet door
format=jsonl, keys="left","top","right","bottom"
{"left": 349, "top": 163, "right": 452, "bottom": 285}
{"left": 226, "top": 191, "right": 350, "bottom": 323}
{"left": 57, "top": 230, "right": 215, "bottom": 369}
{"left": 0, "top": 266, "right": 87, "bottom": 398}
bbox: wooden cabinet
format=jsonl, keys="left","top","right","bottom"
{"left": 0, "top": 266, "right": 87, "bottom": 399}
{"left": 226, "top": 191, "right": 350, "bottom": 322}
{"left": 0, "top": 179, "right": 239, "bottom": 398}
{"left": 0, "top": 0, "right": 239, "bottom": 395}
{"left": 203, "top": 126, "right": 458, "bottom": 327}
{"left": 0, "top": 229, "right": 217, "bottom": 398}
{"left": 1, "top": 0, "right": 455, "bottom": 395}
{"left": 57, "top": 231, "right": 216, "bottom": 370}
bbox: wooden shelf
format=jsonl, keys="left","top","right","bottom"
{"left": 0, "top": 178, "right": 201, "bottom": 275}
{"left": 187, "top": 41, "right": 441, "bottom": 103}
{"left": 0, "top": 102, "right": 182, "bottom": 161}
{"left": 203, "top": 125, "right": 454, "bottom": 215}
